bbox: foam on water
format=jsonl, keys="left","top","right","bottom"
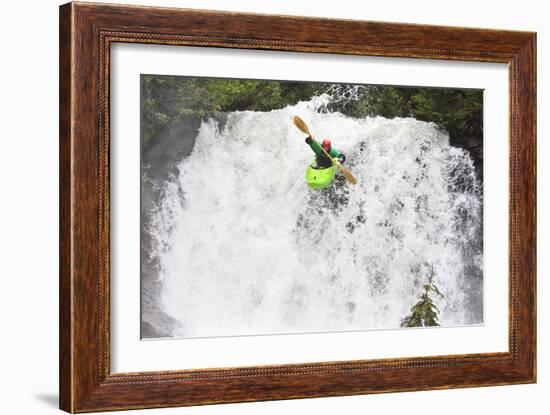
{"left": 148, "top": 97, "right": 483, "bottom": 338}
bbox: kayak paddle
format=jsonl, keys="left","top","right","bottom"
{"left": 293, "top": 116, "right": 358, "bottom": 185}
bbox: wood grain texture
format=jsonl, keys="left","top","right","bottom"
{"left": 59, "top": 3, "right": 73, "bottom": 411}
{"left": 59, "top": 2, "right": 537, "bottom": 412}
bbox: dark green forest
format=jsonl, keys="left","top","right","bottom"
{"left": 141, "top": 75, "right": 483, "bottom": 152}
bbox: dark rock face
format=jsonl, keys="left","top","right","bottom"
{"left": 449, "top": 133, "right": 484, "bottom": 182}
{"left": 140, "top": 112, "right": 230, "bottom": 338}
{"left": 140, "top": 114, "right": 203, "bottom": 338}
{"left": 449, "top": 129, "right": 483, "bottom": 325}
{"left": 142, "top": 114, "right": 202, "bottom": 181}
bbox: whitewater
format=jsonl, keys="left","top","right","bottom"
{"left": 147, "top": 96, "right": 483, "bottom": 338}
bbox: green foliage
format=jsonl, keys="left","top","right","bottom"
{"left": 369, "top": 86, "right": 415, "bottom": 118}
{"left": 141, "top": 75, "right": 328, "bottom": 147}
{"left": 410, "top": 89, "right": 483, "bottom": 137}
{"left": 401, "top": 267, "right": 444, "bottom": 328}
{"left": 326, "top": 85, "right": 482, "bottom": 139}
{"left": 141, "top": 75, "right": 482, "bottom": 150}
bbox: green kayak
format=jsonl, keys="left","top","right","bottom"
{"left": 305, "top": 161, "right": 337, "bottom": 190}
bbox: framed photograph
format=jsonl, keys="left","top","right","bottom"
{"left": 59, "top": 2, "right": 536, "bottom": 412}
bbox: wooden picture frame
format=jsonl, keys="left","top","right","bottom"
{"left": 59, "top": 2, "right": 536, "bottom": 412}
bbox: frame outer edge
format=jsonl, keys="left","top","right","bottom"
{"left": 509, "top": 33, "right": 537, "bottom": 383}
{"left": 520, "top": 33, "right": 537, "bottom": 382}
{"left": 532, "top": 33, "right": 537, "bottom": 383}
{"left": 59, "top": 2, "right": 537, "bottom": 412}
{"left": 59, "top": 2, "right": 75, "bottom": 413}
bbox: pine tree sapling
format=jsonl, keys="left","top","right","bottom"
{"left": 401, "top": 267, "right": 444, "bottom": 328}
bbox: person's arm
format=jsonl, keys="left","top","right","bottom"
{"left": 330, "top": 148, "right": 346, "bottom": 163}
{"left": 305, "top": 136, "right": 324, "bottom": 157}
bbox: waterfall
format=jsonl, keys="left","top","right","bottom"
{"left": 147, "top": 96, "right": 483, "bottom": 338}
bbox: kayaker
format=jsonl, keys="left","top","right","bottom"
{"left": 305, "top": 136, "right": 346, "bottom": 168}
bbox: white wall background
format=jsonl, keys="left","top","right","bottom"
{"left": 0, "top": 0, "right": 546, "bottom": 414}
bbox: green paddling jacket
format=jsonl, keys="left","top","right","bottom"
{"left": 305, "top": 136, "right": 345, "bottom": 168}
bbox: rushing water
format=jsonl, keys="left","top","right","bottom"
{"left": 146, "top": 96, "right": 483, "bottom": 338}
